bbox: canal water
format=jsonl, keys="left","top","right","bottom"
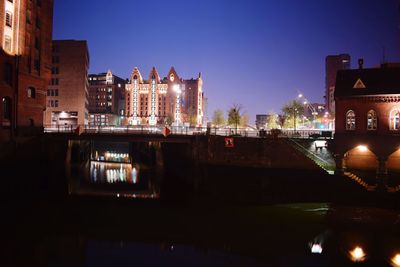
{"left": 4, "top": 142, "right": 400, "bottom": 267}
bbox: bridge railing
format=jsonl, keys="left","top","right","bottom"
{"left": 44, "top": 124, "right": 333, "bottom": 138}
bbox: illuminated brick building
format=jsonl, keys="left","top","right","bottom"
{"left": 88, "top": 70, "right": 126, "bottom": 126}
{"left": 334, "top": 61, "right": 400, "bottom": 187}
{"left": 44, "top": 40, "right": 89, "bottom": 126}
{"left": 125, "top": 67, "right": 204, "bottom": 126}
{"left": 0, "top": 0, "right": 53, "bottom": 139}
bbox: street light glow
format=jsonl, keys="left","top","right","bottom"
{"left": 357, "top": 145, "right": 368, "bottom": 152}
{"left": 349, "top": 246, "right": 366, "bottom": 262}
{"left": 173, "top": 84, "right": 181, "bottom": 94}
{"left": 391, "top": 254, "right": 400, "bottom": 267}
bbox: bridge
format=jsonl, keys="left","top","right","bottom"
{"left": 44, "top": 124, "right": 334, "bottom": 139}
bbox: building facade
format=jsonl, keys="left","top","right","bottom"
{"left": 0, "top": 0, "right": 53, "bottom": 139}
{"left": 325, "top": 54, "right": 350, "bottom": 114}
{"left": 44, "top": 40, "right": 89, "bottom": 127}
{"left": 88, "top": 70, "right": 126, "bottom": 126}
{"left": 125, "top": 67, "right": 204, "bottom": 126}
{"left": 334, "top": 62, "right": 400, "bottom": 188}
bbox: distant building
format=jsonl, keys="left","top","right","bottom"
{"left": 255, "top": 114, "right": 268, "bottom": 129}
{"left": 0, "top": 0, "right": 53, "bottom": 139}
{"left": 125, "top": 67, "right": 204, "bottom": 126}
{"left": 44, "top": 40, "right": 89, "bottom": 126}
{"left": 334, "top": 60, "right": 400, "bottom": 183}
{"left": 88, "top": 70, "right": 126, "bottom": 126}
{"left": 325, "top": 54, "right": 350, "bottom": 114}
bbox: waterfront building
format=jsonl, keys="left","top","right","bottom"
{"left": 88, "top": 70, "right": 126, "bottom": 126}
{"left": 325, "top": 54, "right": 350, "bottom": 114}
{"left": 334, "top": 60, "right": 400, "bottom": 183}
{"left": 44, "top": 40, "right": 89, "bottom": 126}
{"left": 125, "top": 67, "right": 204, "bottom": 126}
{"left": 255, "top": 114, "right": 267, "bottom": 129}
{"left": 0, "top": 0, "right": 53, "bottom": 139}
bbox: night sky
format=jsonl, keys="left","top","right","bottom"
{"left": 53, "top": 0, "right": 400, "bottom": 122}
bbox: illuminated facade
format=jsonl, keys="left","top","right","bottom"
{"left": 44, "top": 40, "right": 89, "bottom": 126}
{"left": 334, "top": 62, "right": 400, "bottom": 188}
{"left": 125, "top": 67, "right": 204, "bottom": 126}
{"left": 88, "top": 70, "right": 126, "bottom": 126}
{"left": 0, "top": 0, "right": 53, "bottom": 139}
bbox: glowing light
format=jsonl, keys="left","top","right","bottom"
{"left": 349, "top": 246, "right": 366, "bottom": 262}
{"left": 298, "top": 94, "right": 303, "bottom": 98}
{"left": 173, "top": 84, "right": 181, "bottom": 94}
{"left": 391, "top": 254, "right": 400, "bottom": 266}
{"left": 303, "top": 101, "right": 307, "bottom": 105}
{"left": 311, "top": 243, "right": 323, "bottom": 254}
{"left": 357, "top": 145, "right": 368, "bottom": 152}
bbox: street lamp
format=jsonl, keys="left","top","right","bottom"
{"left": 173, "top": 84, "right": 181, "bottom": 125}
{"left": 298, "top": 91, "right": 318, "bottom": 129}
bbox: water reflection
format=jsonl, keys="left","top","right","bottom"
{"left": 90, "top": 161, "right": 138, "bottom": 184}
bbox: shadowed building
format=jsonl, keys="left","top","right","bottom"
{"left": 325, "top": 54, "right": 350, "bottom": 114}
{"left": 0, "top": 0, "right": 53, "bottom": 139}
{"left": 44, "top": 40, "right": 89, "bottom": 126}
{"left": 125, "top": 67, "right": 204, "bottom": 126}
{"left": 88, "top": 70, "right": 126, "bottom": 126}
{"left": 334, "top": 60, "right": 400, "bottom": 188}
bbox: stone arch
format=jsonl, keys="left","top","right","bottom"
{"left": 343, "top": 145, "right": 378, "bottom": 171}
{"left": 387, "top": 147, "right": 400, "bottom": 173}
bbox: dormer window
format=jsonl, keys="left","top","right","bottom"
{"left": 390, "top": 109, "right": 400, "bottom": 130}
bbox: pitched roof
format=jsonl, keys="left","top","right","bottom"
{"left": 334, "top": 67, "right": 400, "bottom": 97}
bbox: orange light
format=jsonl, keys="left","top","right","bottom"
{"left": 391, "top": 254, "right": 400, "bottom": 266}
{"left": 357, "top": 145, "right": 368, "bottom": 152}
{"left": 349, "top": 246, "right": 366, "bottom": 262}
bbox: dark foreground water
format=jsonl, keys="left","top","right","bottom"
{"left": 2, "top": 156, "right": 400, "bottom": 267}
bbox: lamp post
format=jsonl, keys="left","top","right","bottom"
{"left": 298, "top": 92, "right": 318, "bottom": 129}
{"left": 173, "top": 84, "right": 181, "bottom": 126}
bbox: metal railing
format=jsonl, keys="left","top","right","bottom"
{"left": 44, "top": 124, "right": 334, "bottom": 138}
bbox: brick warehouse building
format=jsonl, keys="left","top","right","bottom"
{"left": 125, "top": 66, "right": 204, "bottom": 126}
{"left": 0, "top": 0, "right": 53, "bottom": 140}
{"left": 334, "top": 60, "right": 400, "bottom": 189}
{"left": 44, "top": 40, "right": 89, "bottom": 126}
{"left": 88, "top": 70, "right": 126, "bottom": 126}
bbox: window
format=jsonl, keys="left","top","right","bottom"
{"left": 47, "top": 90, "right": 50, "bottom": 96}
{"left": 3, "top": 63, "right": 12, "bottom": 85}
{"left": 26, "top": 10, "right": 31, "bottom": 24}
{"left": 390, "top": 109, "right": 400, "bottom": 130}
{"left": 36, "top": 17, "right": 41, "bottom": 29}
{"left": 54, "top": 100, "right": 58, "bottom": 107}
{"left": 4, "top": 35, "right": 12, "bottom": 52}
{"left": 345, "top": 110, "right": 355, "bottom": 130}
{"left": 55, "top": 89, "right": 58, "bottom": 96}
{"left": 34, "top": 59, "right": 40, "bottom": 70}
{"left": 35, "top": 37, "right": 40, "bottom": 49}
{"left": 367, "top": 110, "right": 377, "bottom": 130}
{"left": 2, "top": 97, "right": 11, "bottom": 120}
{"left": 5, "top": 12, "right": 12, "bottom": 27}
{"left": 27, "top": 87, "right": 36, "bottom": 98}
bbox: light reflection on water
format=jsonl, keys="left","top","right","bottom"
{"left": 90, "top": 161, "right": 138, "bottom": 184}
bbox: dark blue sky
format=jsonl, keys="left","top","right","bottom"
{"left": 53, "top": 0, "right": 400, "bottom": 121}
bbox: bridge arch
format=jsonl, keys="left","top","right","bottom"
{"left": 343, "top": 145, "right": 378, "bottom": 172}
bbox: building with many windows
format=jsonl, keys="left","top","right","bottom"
{"left": 88, "top": 70, "right": 126, "bottom": 126}
{"left": 125, "top": 66, "right": 204, "bottom": 126}
{"left": 334, "top": 61, "right": 400, "bottom": 187}
{"left": 0, "top": 0, "right": 53, "bottom": 139}
{"left": 325, "top": 54, "right": 350, "bottom": 114}
{"left": 44, "top": 40, "right": 89, "bottom": 126}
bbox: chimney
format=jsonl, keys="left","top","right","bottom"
{"left": 358, "top": 58, "right": 364, "bottom": 69}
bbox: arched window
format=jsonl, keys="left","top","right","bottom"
{"left": 390, "top": 109, "right": 400, "bottom": 130}
{"left": 2, "top": 97, "right": 11, "bottom": 120}
{"left": 346, "top": 110, "right": 355, "bottom": 130}
{"left": 27, "top": 87, "right": 36, "bottom": 98}
{"left": 367, "top": 110, "right": 377, "bottom": 130}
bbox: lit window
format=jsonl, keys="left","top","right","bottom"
{"left": 5, "top": 12, "right": 12, "bottom": 27}
{"left": 27, "top": 87, "right": 36, "bottom": 98}
{"left": 346, "top": 110, "right": 355, "bottom": 130}
{"left": 4, "top": 35, "right": 12, "bottom": 53}
{"left": 390, "top": 109, "right": 400, "bottom": 130}
{"left": 367, "top": 110, "right": 377, "bottom": 130}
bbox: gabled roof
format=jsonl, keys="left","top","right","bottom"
{"left": 334, "top": 67, "right": 400, "bottom": 97}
